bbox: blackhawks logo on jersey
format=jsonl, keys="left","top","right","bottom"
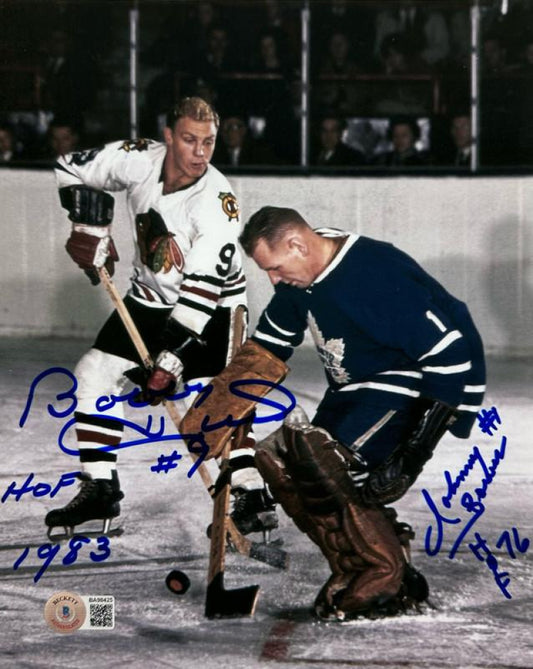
{"left": 136, "top": 209, "right": 184, "bottom": 274}
{"left": 119, "top": 138, "right": 151, "bottom": 153}
{"left": 218, "top": 192, "right": 240, "bottom": 221}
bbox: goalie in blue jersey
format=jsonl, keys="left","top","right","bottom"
{"left": 181, "top": 205, "right": 486, "bottom": 621}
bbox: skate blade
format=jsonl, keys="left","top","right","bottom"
{"left": 261, "top": 531, "right": 284, "bottom": 547}
{"left": 47, "top": 522, "right": 124, "bottom": 543}
{"left": 228, "top": 532, "right": 284, "bottom": 550}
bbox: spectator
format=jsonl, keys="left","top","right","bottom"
{"left": 449, "top": 113, "right": 472, "bottom": 167}
{"left": 39, "top": 28, "right": 100, "bottom": 123}
{"left": 379, "top": 32, "right": 424, "bottom": 75}
{"left": 373, "top": 5, "right": 450, "bottom": 70}
{"left": 480, "top": 32, "right": 520, "bottom": 165}
{"left": 212, "top": 114, "right": 277, "bottom": 167}
{"left": 196, "top": 23, "right": 240, "bottom": 79}
{"left": 45, "top": 118, "right": 81, "bottom": 158}
{"left": 372, "top": 33, "right": 430, "bottom": 116}
{"left": 195, "top": 23, "right": 241, "bottom": 114}
{"left": 256, "top": 30, "right": 290, "bottom": 74}
{"left": 247, "top": 29, "right": 297, "bottom": 164}
{"left": 312, "top": 1, "right": 374, "bottom": 71}
{"left": 255, "top": 0, "right": 300, "bottom": 68}
{"left": 434, "top": 112, "right": 472, "bottom": 168}
{"left": 0, "top": 123, "right": 24, "bottom": 163}
{"left": 315, "top": 30, "right": 363, "bottom": 117}
{"left": 447, "top": 9, "right": 471, "bottom": 73}
{"left": 373, "top": 116, "right": 428, "bottom": 167}
{"left": 312, "top": 116, "right": 366, "bottom": 166}
{"left": 183, "top": 2, "right": 221, "bottom": 67}
{"left": 482, "top": 31, "right": 514, "bottom": 75}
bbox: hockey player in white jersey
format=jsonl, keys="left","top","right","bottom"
{"left": 45, "top": 97, "right": 277, "bottom": 540}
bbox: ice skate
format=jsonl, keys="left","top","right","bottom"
{"left": 230, "top": 487, "right": 280, "bottom": 544}
{"left": 44, "top": 471, "right": 124, "bottom": 541}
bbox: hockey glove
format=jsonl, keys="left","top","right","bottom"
{"left": 126, "top": 317, "right": 194, "bottom": 406}
{"left": 360, "top": 400, "right": 458, "bottom": 505}
{"left": 125, "top": 350, "right": 183, "bottom": 407}
{"left": 65, "top": 224, "right": 119, "bottom": 285}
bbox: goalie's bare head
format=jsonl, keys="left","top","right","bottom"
{"left": 241, "top": 206, "right": 344, "bottom": 289}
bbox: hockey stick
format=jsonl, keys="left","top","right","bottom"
{"left": 97, "top": 268, "right": 288, "bottom": 572}
{"left": 205, "top": 305, "right": 259, "bottom": 618}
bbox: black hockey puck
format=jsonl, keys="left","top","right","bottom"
{"left": 166, "top": 569, "right": 191, "bottom": 595}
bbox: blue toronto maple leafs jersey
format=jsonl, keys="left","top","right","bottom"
{"left": 252, "top": 230, "right": 486, "bottom": 438}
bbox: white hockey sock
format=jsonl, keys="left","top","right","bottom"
{"left": 81, "top": 462, "right": 116, "bottom": 481}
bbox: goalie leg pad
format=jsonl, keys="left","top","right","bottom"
{"left": 256, "top": 424, "right": 405, "bottom": 620}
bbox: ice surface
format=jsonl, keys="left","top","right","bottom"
{"left": 1, "top": 338, "right": 532, "bottom": 669}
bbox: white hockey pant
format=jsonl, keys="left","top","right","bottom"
{"left": 73, "top": 349, "right": 263, "bottom": 490}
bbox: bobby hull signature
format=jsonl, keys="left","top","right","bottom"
{"left": 422, "top": 407, "right": 530, "bottom": 598}
{"left": 17, "top": 366, "right": 296, "bottom": 478}
{"left": 13, "top": 535, "right": 110, "bottom": 584}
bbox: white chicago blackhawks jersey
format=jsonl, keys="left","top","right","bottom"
{"left": 55, "top": 138, "right": 246, "bottom": 337}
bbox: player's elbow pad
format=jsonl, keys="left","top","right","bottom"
{"left": 59, "top": 185, "right": 114, "bottom": 226}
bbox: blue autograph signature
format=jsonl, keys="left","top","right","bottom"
{"left": 422, "top": 436, "right": 507, "bottom": 559}
{"left": 2, "top": 471, "right": 79, "bottom": 503}
{"left": 13, "top": 535, "right": 110, "bottom": 583}
{"left": 18, "top": 366, "right": 296, "bottom": 478}
{"left": 422, "top": 407, "right": 530, "bottom": 599}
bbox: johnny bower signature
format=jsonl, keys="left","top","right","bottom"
{"left": 422, "top": 407, "right": 530, "bottom": 599}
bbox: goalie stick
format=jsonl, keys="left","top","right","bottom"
{"left": 97, "top": 268, "right": 289, "bottom": 576}
{"left": 205, "top": 305, "right": 259, "bottom": 618}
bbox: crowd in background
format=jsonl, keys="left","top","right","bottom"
{"left": 2, "top": 0, "right": 533, "bottom": 168}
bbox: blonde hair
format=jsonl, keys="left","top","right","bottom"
{"left": 166, "top": 97, "right": 220, "bottom": 129}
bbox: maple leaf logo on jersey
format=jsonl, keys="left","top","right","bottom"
{"left": 218, "top": 192, "right": 240, "bottom": 221}
{"left": 307, "top": 313, "right": 351, "bottom": 384}
{"left": 119, "top": 138, "right": 151, "bottom": 153}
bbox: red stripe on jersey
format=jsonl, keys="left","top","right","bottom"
{"left": 137, "top": 282, "right": 155, "bottom": 302}
{"left": 76, "top": 430, "right": 122, "bottom": 445}
{"left": 181, "top": 284, "right": 219, "bottom": 302}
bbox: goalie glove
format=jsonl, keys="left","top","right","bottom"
{"left": 360, "top": 400, "right": 458, "bottom": 505}
{"left": 65, "top": 224, "right": 119, "bottom": 285}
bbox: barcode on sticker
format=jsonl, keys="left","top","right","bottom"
{"left": 80, "top": 595, "right": 115, "bottom": 629}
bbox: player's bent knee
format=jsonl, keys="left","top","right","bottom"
{"left": 74, "top": 348, "right": 132, "bottom": 401}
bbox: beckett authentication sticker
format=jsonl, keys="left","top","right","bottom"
{"left": 44, "top": 593, "right": 115, "bottom": 633}
{"left": 44, "top": 591, "right": 86, "bottom": 634}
